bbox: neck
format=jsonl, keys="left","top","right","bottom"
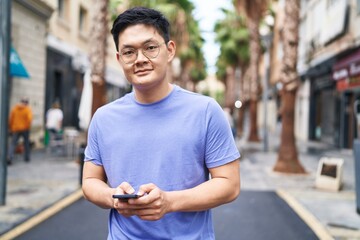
{"left": 134, "top": 83, "right": 173, "bottom": 104}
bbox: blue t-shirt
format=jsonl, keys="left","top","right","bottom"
{"left": 85, "top": 85, "right": 240, "bottom": 240}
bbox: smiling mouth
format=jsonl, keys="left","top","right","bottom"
{"left": 135, "top": 69, "right": 152, "bottom": 74}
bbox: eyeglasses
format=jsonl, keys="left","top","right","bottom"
{"left": 119, "top": 41, "right": 166, "bottom": 64}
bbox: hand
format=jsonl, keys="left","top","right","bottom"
{"left": 113, "top": 183, "right": 171, "bottom": 221}
{"left": 131, "top": 183, "right": 170, "bottom": 221}
{"left": 113, "top": 182, "right": 138, "bottom": 217}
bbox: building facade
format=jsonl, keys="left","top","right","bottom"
{"left": 10, "top": 0, "right": 53, "bottom": 146}
{"left": 44, "top": 0, "right": 129, "bottom": 131}
{"left": 298, "top": 0, "right": 360, "bottom": 148}
{"left": 9, "top": 0, "right": 129, "bottom": 148}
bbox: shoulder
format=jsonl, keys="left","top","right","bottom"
{"left": 92, "top": 92, "right": 133, "bottom": 119}
{"left": 174, "top": 86, "right": 216, "bottom": 106}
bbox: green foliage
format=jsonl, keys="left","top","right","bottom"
{"left": 190, "top": 66, "right": 207, "bottom": 83}
{"left": 214, "top": 8, "right": 250, "bottom": 77}
{"left": 109, "top": 0, "right": 123, "bottom": 20}
{"left": 215, "top": 90, "right": 225, "bottom": 106}
{"left": 215, "top": 56, "right": 227, "bottom": 83}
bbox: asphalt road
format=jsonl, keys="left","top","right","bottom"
{"left": 15, "top": 198, "right": 109, "bottom": 240}
{"left": 213, "top": 190, "right": 319, "bottom": 240}
{"left": 15, "top": 190, "right": 318, "bottom": 240}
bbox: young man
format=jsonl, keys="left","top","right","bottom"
{"left": 82, "top": 7, "right": 240, "bottom": 239}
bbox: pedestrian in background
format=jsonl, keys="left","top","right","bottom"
{"left": 8, "top": 97, "right": 33, "bottom": 165}
{"left": 46, "top": 101, "right": 64, "bottom": 142}
{"left": 82, "top": 7, "right": 240, "bottom": 240}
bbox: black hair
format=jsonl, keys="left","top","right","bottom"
{"left": 111, "top": 7, "right": 170, "bottom": 51}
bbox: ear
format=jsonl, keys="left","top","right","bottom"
{"left": 116, "top": 52, "right": 120, "bottom": 61}
{"left": 166, "top": 40, "right": 176, "bottom": 63}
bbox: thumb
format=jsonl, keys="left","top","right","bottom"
{"left": 137, "top": 183, "right": 157, "bottom": 196}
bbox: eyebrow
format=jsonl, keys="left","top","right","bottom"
{"left": 121, "top": 38, "right": 158, "bottom": 49}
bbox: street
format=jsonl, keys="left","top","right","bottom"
{"left": 1, "top": 137, "right": 358, "bottom": 240}
{"left": 15, "top": 190, "right": 318, "bottom": 240}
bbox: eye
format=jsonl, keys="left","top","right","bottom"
{"left": 122, "top": 49, "right": 135, "bottom": 56}
{"left": 145, "top": 44, "right": 159, "bottom": 52}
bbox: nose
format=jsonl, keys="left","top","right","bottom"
{"left": 134, "top": 49, "right": 149, "bottom": 64}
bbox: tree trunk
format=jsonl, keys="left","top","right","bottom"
{"left": 90, "top": 0, "right": 108, "bottom": 116}
{"left": 247, "top": 18, "right": 260, "bottom": 142}
{"left": 225, "top": 66, "right": 236, "bottom": 108}
{"left": 248, "top": 99, "right": 260, "bottom": 141}
{"left": 274, "top": 90, "right": 305, "bottom": 173}
{"left": 274, "top": 0, "right": 305, "bottom": 173}
{"left": 92, "top": 82, "right": 107, "bottom": 116}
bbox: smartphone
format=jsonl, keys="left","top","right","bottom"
{"left": 112, "top": 194, "right": 140, "bottom": 200}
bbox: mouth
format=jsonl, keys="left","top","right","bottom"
{"left": 134, "top": 69, "right": 152, "bottom": 75}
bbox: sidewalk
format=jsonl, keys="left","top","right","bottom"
{"left": 0, "top": 148, "right": 81, "bottom": 237}
{"left": 0, "top": 133, "right": 360, "bottom": 239}
{"left": 237, "top": 136, "right": 360, "bottom": 240}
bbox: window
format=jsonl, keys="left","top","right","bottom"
{"left": 58, "top": 0, "right": 69, "bottom": 21}
{"left": 79, "top": 6, "right": 88, "bottom": 32}
{"left": 58, "top": 0, "right": 64, "bottom": 18}
{"left": 357, "top": 0, "right": 360, "bottom": 14}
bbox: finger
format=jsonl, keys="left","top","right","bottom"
{"left": 137, "top": 210, "right": 163, "bottom": 221}
{"left": 117, "top": 208, "right": 135, "bottom": 217}
{"left": 137, "top": 183, "right": 157, "bottom": 196}
{"left": 114, "top": 182, "right": 134, "bottom": 208}
{"left": 119, "top": 182, "right": 135, "bottom": 194}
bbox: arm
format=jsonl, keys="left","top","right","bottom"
{"left": 82, "top": 161, "right": 115, "bottom": 209}
{"left": 168, "top": 159, "right": 240, "bottom": 211}
{"left": 82, "top": 161, "right": 139, "bottom": 210}
{"left": 116, "top": 159, "right": 240, "bottom": 220}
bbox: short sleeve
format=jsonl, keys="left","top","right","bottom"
{"left": 84, "top": 113, "right": 102, "bottom": 166}
{"left": 205, "top": 99, "right": 240, "bottom": 168}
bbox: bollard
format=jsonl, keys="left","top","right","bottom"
{"left": 78, "top": 143, "right": 86, "bottom": 185}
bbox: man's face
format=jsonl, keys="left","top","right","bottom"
{"left": 116, "top": 24, "right": 175, "bottom": 90}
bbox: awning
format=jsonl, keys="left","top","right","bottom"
{"left": 10, "top": 46, "right": 30, "bottom": 78}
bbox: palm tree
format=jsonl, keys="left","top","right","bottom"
{"left": 178, "top": 17, "right": 207, "bottom": 91}
{"left": 157, "top": 1, "right": 207, "bottom": 89}
{"left": 273, "top": 0, "right": 305, "bottom": 173}
{"left": 90, "top": 0, "right": 108, "bottom": 116}
{"left": 234, "top": 0, "right": 269, "bottom": 142}
{"left": 215, "top": 8, "right": 250, "bottom": 135}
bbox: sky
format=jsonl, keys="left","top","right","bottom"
{"left": 191, "top": 0, "right": 233, "bottom": 75}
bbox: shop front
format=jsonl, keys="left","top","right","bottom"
{"left": 333, "top": 48, "right": 360, "bottom": 148}
{"left": 305, "top": 57, "right": 339, "bottom": 147}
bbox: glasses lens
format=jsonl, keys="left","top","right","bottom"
{"left": 120, "top": 42, "right": 163, "bottom": 64}
{"left": 143, "top": 42, "right": 160, "bottom": 59}
{"left": 121, "top": 48, "right": 136, "bottom": 64}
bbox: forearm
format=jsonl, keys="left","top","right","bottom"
{"left": 82, "top": 178, "right": 115, "bottom": 209}
{"left": 168, "top": 174, "right": 240, "bottom": 212}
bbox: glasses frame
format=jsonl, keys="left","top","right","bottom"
{"left": 119, "top": 41, "right": 167, "bottom": 65}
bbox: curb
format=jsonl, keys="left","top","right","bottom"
{"left": 276, "top": 189, "right": 334, "bottom": 240}
{"left": 0, "top": 189, "right": 83, "bottom": 240}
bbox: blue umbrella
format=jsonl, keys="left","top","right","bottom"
{"left": 10, "top": 46, "right": 30, "bottom": 78}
